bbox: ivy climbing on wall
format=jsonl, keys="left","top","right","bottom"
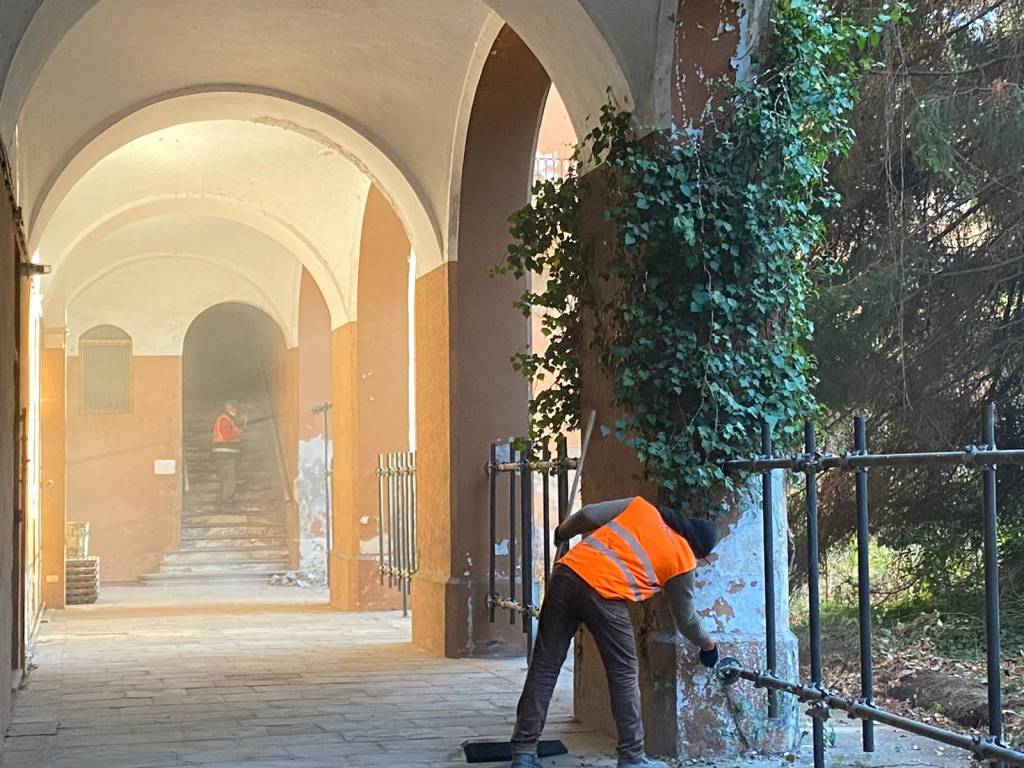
{"left": 497, "top": 0, "right": 903, "bottom": 512}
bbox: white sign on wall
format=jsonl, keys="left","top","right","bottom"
{"left": 154, "top": 460, "right": 177, "bottom": 476}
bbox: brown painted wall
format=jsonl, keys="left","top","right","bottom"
{"left": 0, "top": 172, "right": 19, "bottom": 735}
{"left": 40, "top": 345, "right": 66, "bottom": 609}
{"left": 66, "top": 355, "right": 182, "bottom": 583}
{"left": 672, "top": 0, "right": 741, "bottom": 127}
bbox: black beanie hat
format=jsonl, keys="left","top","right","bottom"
{"left": 657, "top": 505, "right": 720, "bottom": 559}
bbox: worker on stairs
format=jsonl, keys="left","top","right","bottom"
{"left": 211, "top": 400, "right": 245, "bottom": 511}
{"left": 509, "top": 496, "right": 721, "bottom": 768}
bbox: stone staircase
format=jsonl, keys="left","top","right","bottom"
{"left": 142, "top": 400, "right": 292, "bottom": 584}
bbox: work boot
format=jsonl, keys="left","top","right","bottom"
{"left": 617, "top": 756, "right": 669, "bottom": 768}
{"left": 509, "top": 755, "right": 542, "bottom": 768}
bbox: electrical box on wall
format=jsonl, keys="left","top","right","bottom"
{"left": 153, "top": 460, "right": 177, "bottom": 475}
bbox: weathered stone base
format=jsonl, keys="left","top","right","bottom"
{"left": 574, "top": 618, "right": 799, "bottom": 758}
{"left": 411, "top": 572, "right": 526, "bottom": 658}
{"left": 328, "top": 552, "right": 400, "bottom": 611}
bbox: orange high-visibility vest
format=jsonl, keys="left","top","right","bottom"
{"left": 560, "top": 496, "right": 697, "bottom": 601}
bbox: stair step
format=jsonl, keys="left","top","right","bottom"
{"left": 182, "top": 527, "right": 286, "bottom": 539}
{"left": 163, "top": 548, "right": 290, "bottom": 564}
{"left": 140, "top": 572, "right": 279, "bottom": 585}
{"left": 181, "top": 537, "right": 289, "bottom": 550}
{"left": 156, "top": 559, "right": 290, "bottom": 575}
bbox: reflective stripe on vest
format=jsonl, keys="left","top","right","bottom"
{"left": 606, "top": 520, "right": 659, "bottom": 589}
{"left": 577, "top": 538, "right": 643, "bottom": 601}
{"left": 559, "top": 496, "right": 698, "bottom": 602}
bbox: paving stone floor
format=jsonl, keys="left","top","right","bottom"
{"left": 2, "top": 585, "right": 970, "bottom": 768}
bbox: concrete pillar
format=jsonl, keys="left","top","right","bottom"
{"left": 410, "top": 27, "right": 549, "bottom": 657}
{"left": 572, "top": 0, "right": 798, "bottom": 758}
{"left": 40, "top": 332, "right": 66, "bottom": 609}
{"left": 327, "top": 321, "right": 363, "bottom": 608}
{"left": 328, "top": 188, "right": 411, "bottom": 610}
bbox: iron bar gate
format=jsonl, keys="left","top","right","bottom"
{"left": 376, "top": 451, "right": 417, "bottom": 617}
{"left": 486, "top": 438, "right": 576, "bottom": 658}
{"left": 721, "top": 403, "right": 1024, "bottom": 767}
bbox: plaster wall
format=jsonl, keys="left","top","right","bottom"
{"left": 66, "top": 256, "right": 298, "bottom": 357}
{"left": 36, "top": 121, "right": 367, "bottom": 328}
{"left": 296, "top": 270, "right": 332, "bottom": 581}
{"left": 65, "top": 355, "right": 181, "bottom": 583}
{"left": 40, "top": 342, "right": 65, "bottom": 608}
{"left": 0, "top": 169, "right": 20, "bottom": 736}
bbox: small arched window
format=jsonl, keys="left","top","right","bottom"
{"left": 80, "top": 325, "right": 133, "bottom": 414}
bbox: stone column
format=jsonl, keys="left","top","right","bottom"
{"left": 40, "top": 330, "right": 66, "bottom": 609}
{"left": 572, "top": 0, "right": 798, "bottom": 757}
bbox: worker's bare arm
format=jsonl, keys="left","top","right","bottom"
{"left": 555, "top": 498, "right": 632, "bottom": 541}
{"left": 664, "top": 571, "right": 714, "bottom": 649}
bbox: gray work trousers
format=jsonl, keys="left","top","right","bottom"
{"left": 213, "top": 449, "right": 240, "bottom": 506}
{"left": 511, "top": 564, "right": 643, "bottom": 761}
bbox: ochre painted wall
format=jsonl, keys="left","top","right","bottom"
{"left": 328, "top": 322, "right": 358, "bottom": 606}
{"left": 40, "top": 344, "right": 66, "bottom": 608}
{"left": 0, "top": 168, "right": 20, "bottom": 735}
{"left": 66, "top": 355, "right": 182, "bottom": 583}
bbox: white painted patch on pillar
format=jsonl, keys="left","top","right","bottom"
{"left": 297, "top": 435, "right": 330, "bottom": 584}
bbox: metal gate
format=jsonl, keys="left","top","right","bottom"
{"left": 721, "top": 404, "right": 1024, "bottom": 767}
{"left": 376, "top": 451, "right": 417, "bottom": 616}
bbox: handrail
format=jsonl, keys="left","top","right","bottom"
{"left": 257, "top": 355, "right": 293, "bottom": 504}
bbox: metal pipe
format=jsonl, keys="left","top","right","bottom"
{"left": 521, "top": 443, "right": 535, "bottom": 657}
{"left": 489, "top": 442, "right": 497, "bottom": 623}
{"left": 982, "top": 405, "right": 1004, "bottom": 768}
{"left": 724, "top": 447, "right": 1024, "bottom": 473}
{"left": 488, "top": 596, "right": 540, "bottom": 619}
{"left": 804, "top": 421, "right": 825, "bottom": 768}
{"left": 388, "top": 453, "right": 397, "bottom": 589}
{"left": 542, "top": 443, "right": 551, "bottom": 581}
{"left": 509, "top": 446, "right": 517, "bottom": 625}
{"left": 405, "top": 450, "right": 413, "bottom": 581}
{"left": 853, "top": 416, "right": 875, "bottom": 753}
{"left": 719, "top": 665, "right": 1024, "bottom": 766}
{"left": 760, "top": 421, "right": 778, "bottom": 719}
{"left": 556, "top": 437, "right": 569, "bottom": 526}
{"left": 494, "top": 458, "right": 579, "bottom": 473}
{"left": 377, "top": 455, "right": 386, "bottom": 585}
{"left": 398, "top": 452, "right": 408, "bottom": 617}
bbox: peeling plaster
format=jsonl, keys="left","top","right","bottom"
{"left": 297, "top": 435, "right": 329, "bottom": 583}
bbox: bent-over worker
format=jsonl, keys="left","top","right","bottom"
{"left": 509, "top": 496, "right": 720, "bottom": 768}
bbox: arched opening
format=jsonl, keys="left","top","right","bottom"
{"left": 175, "top": 303, "right": 297, "bottom": 584}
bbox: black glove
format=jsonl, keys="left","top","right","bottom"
{"left": 699, "top": 644, "right": 719, "bottom": 669}
{"left": 553, "top": 526, "right": 567, "bottom": 546}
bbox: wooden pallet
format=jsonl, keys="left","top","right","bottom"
{"left": 65, "top": 556, "right": 100, "bottom": 605}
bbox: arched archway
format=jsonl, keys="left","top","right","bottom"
{"left": 176, "top": 302, "right": 299, "bottom": 583}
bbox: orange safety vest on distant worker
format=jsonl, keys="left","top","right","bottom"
{"left": 559, "top": 496, "right": 697, "bottom": 602}
{"left": 211, "top": 414, "right": 242, "bottom": 445}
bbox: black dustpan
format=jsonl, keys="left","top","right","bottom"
{"left": 462, "top": 739, "right": 568, "bottom": 763}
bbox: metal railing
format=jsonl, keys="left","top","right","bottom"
{"left": 376, "top": 451, "right": 417, "bottom": 616}
{"left": 720, "top": 403, "right": 1024, "bottom": 767}
{"left": 486, "top": 438, "right": 577, "bottom": 658}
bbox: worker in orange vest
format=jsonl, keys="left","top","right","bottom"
{"left": 509, "top": 496, "right": 720, "bottom": 768}
{"left": 211, "top": 400, "right": 245, "bottom": 509}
